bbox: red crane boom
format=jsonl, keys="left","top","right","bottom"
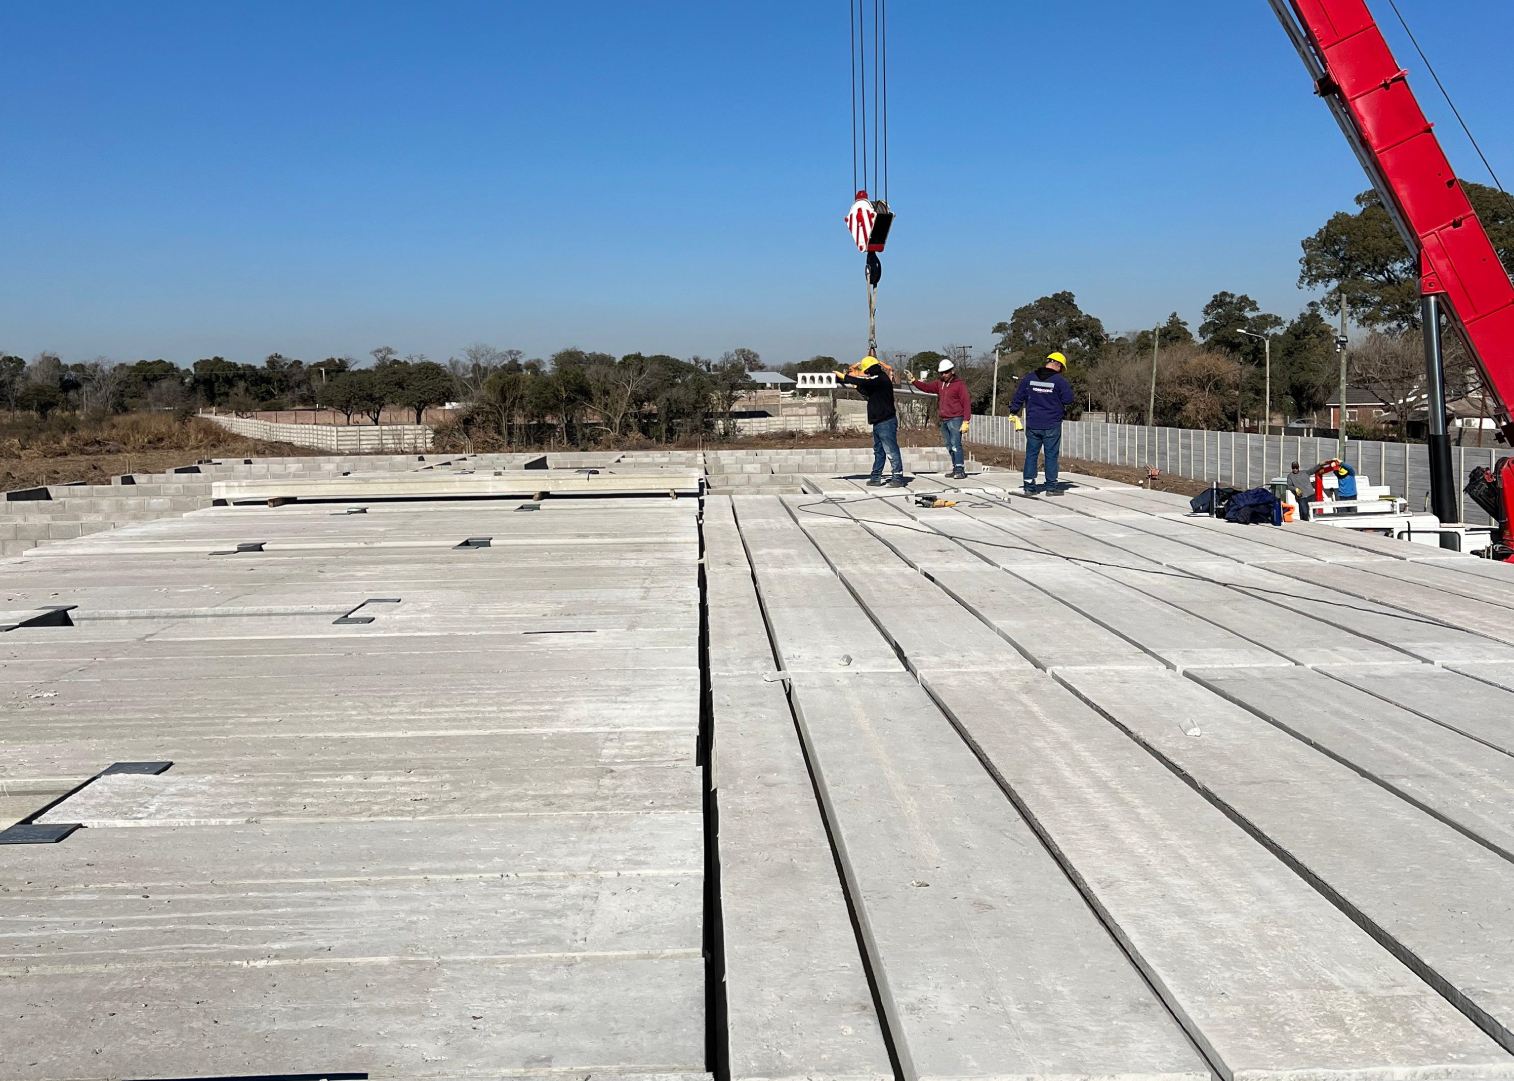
{"left": 1270, "top": 0, "right": 1514, "bottom": 445}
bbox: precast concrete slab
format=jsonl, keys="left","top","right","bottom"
{"left": 11, "top": 451, "right": 1514, "bottom": 1080}
{"left": 924, "top": 670, "right": 1513, "bottom": 1080}
{"left": 1058, "top": 666, "right": 1514, "bottom": 1056}
{"left": 1317, "top": 663, "right": 1514, "bottom": 755}
{"left": 783, "top": 672, "right": 1207, "bottom": 1081}
{"left": 0, "top": 467, "right": 711, "bottom": 1081}
{"left": 1189, "top": 666, "right": 1514, "bottom": 861}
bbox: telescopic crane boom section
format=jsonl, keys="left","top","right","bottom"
{"left": 1270, "top": 0, "right": 1514, "bottom": 444}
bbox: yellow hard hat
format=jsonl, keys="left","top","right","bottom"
{"left": 1046, "top": 352, "right": 1068, "bottom": 368}
{"left": 858, "top": 355, "right": 879, "bottom": 371}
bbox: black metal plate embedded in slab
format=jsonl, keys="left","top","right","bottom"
{"left": 0, "top": 823, "right": 82, "bottom": 845}
{"left": 102, "top": 761, "right": 173, "bottom": 776}
{"left": 212, "top": 541, "right": 267, "bottom": 556}
{"left": 1, "top": 605, "right": 77, "bottom": 632}
{"left": 523, "top": 455, "right": 548, "bottom": 470}
{"left": 454, "top": 537, "right": 492, "bottom": 549}
{"left": 515, "top": 504, "right": 540, "bottom": 512}
{"left": 333, "top": 598, "right": 401, "bottom": 625}
{"left": 5, "top": 487, "right": 53, "bottom": 501}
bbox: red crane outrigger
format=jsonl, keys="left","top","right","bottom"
{"left": 1270, "top": 0, "right": 1514, "bottom": 557}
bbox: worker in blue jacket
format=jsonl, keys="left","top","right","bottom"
{"left": 1008, "top": 352, "right": 1076, "bottom": 495}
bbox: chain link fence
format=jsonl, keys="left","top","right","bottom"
{"left": 966, "top": 416, "right": 1504, "bottom": 526}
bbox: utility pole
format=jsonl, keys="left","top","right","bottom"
{"left": 1336, "top": 288, "right": 1350, "bottom": 458}
{"left": 991, "top": 347, "right": 1000, "bottom": 416}
{"left": 1147, "top": 326, "right": 1160, "bottom": 426}
{"left": 1237, "top": 329, "right": 1273, "bottom": 435}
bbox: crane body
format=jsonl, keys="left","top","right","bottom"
{"left": 1271, "top": 1, "right": 1513, "bottom": 556}
{"left": 1270, "top": 0, "right": 1514, "bottom": 446}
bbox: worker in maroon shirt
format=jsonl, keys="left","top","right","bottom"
{"left": 911, "top": 358, "right": 971, "bottom": 479}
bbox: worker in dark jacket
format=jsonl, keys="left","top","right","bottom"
{"left": 911, "top": 358, "right": 972, "bottom": 480}
{"left": 1009, "top": 352, "right": 1075, "bottom": 495}
{"left": 837, "top": 356, "right": 905, "bottom": 487}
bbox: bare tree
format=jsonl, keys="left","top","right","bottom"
{"left": 588, "top": 355, "right": 658, "bottom": 437}
{"left": 1350, "top": 330, "right": 1423, "bottom": 437}
{"left": 722, "top": 347, "right": 763, "bottom": 373}
{"left": 28, "top": 351, "right": 64, "bottom": 387}
{"left": 448, "top": 343, "right": 522, "bottom": 404}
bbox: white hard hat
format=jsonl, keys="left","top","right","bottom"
{"left": 937, "top": 359, "right": 955, "bottom": 373}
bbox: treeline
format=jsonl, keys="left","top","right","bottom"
{"left": 0, "top": 343, "right": 765, "bottom": 447}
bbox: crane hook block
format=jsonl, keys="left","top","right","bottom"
{"left": 865, "top": 251, "right": 883, "bottom": 286}
{"left": 846, "top": 191, "right": 895, "bottom": 254}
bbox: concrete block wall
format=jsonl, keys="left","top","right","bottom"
{"left": 201, "top": 413, "right": 433, "bottom": 452}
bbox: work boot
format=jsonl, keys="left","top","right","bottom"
{"left": 1044, "top": 483, "right": 1064, "bottom": 497}
{"left": 951, "top": 468, "right": 968, "bottom": 480}
{"left": 866, "top": 477, "right": 886, "bottom": 487}
{"left": 1022, "top": 483, "right": 1038, "bottom": 496}
{"left": 886, "top": 476, "right": 908, "bottom": 487}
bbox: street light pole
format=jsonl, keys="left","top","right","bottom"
{"left": 1237, "top": 330, "right": 1272, "bottom": 436}
{"left": 1147, "top": 326, "right": 1160, "bottom": 426}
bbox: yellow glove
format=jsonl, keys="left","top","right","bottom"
{"left": 961, "top": 419, "right": 970, "bottom": 433}
{"left": 1012, "top": 414, "right": 1025, "bottom": 432}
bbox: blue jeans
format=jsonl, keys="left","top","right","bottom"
{"left": 1024, "top": 427, "right": 1062, "bottom": 487}
{"left": 940, "top": 417, "right": 964, "bottom": 470}
{"left": 871, "top": 417, "right": 903, "bottom": 480}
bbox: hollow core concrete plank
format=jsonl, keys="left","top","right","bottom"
{"left": 1188, "top": 666, "right": 1514, "bottom": 861}
{"left": 713, "top": 680, "right": 892, "bottom": 1081}
{"left": 1316, "top": 663, "right": 1514, "bottom": 757}
{"left": 787, "top": 672, "right": 1206, "bottom": 1081}
{"left": 923, "top": 670, "right": 1512, "bottom": 1080}
{"left": 1059, "top": 666, "right": 1514, "bottom": 1058}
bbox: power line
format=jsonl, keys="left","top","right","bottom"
{"left": 1384, "top": 0, "right": 1505, "bottom": 193}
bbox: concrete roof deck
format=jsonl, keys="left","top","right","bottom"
{"left": 4, "top": 450, "right": 1514, "bottom": 1081}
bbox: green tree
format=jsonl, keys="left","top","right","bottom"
{"left": 779, "top": 355, "right": 838, "bottom": 379}
{"left": 1129, "top": 312, "right": 1194, "bottom": 354}
{"left": 15, "top": 382, "right": 63, "bottom": 418}
{"left": 482, "top": 368, "right": 530, "bottom": 442}
{"left": 992, "top": 292, "right": 1108, "bottom": 368}
{"left": 190, "top": 357, "right": 243, "bottom": 407}
{"left": 1270, "top": 303, "right": 1336, "bottom": 418}
{"left": 319, "top": 370, "right": 384, "bottom": 425}
{"left": 1298, "top": 182, "right": 1514, "bottom": 331}
{"left": 708, "top": 357, "right": 755, "bottom": 437}
{"left": 1198, "top": 292, "right": 1283, "bottom": 354}
{"left": 0, "top": 355, "right": 27, "bottom": 409}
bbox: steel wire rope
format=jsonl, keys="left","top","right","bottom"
{"left": 849, "top": 0, "right": 858, "bottom": 192}
{"left": 856, "top": 0, "right": 868, "bottom": 194}
{"left": 1384, "top": 0, "right": 1505, "bottom": 193}
{"left": 880, "top": 0, "right": 888, "bottom": 201}
{"left": 872, "top": 0, "right": 881, "bottom": 198}
{"left": 792, "top": 493, "right": 1486, "bottom": 634}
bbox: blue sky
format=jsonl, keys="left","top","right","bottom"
{"left": 2, "top": 1, "right": 1510, "bottom": 369}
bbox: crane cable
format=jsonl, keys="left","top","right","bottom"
{"left": 848, "top": 0, "right": 891, "bottom": 357}
{"left": 1383, "top": 0, "right": 1505, "bottom": 194}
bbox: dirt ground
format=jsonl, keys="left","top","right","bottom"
{"left": 0, "top": 440, "right": 311, "bottom": 491}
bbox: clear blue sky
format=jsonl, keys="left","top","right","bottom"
{"left": 3, "top": 1, "right": 1510, "bottom": 369}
